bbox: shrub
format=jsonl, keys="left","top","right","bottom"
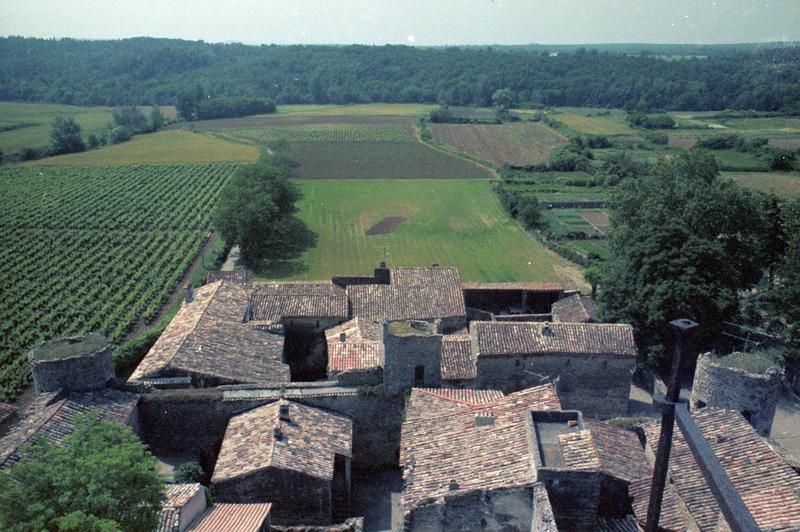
{"left": 587, "top": 136, "right": 612, "bottom": 149}
{"left": 174, "top": 462, "right": 205, "bottom": 484}
{"left": 647, "top": 131, "right": 669, "bottom": 145}
{"left": 770, "top": 148, "right": 796, "bottom": 171}
{"left": 627, "top": 112, "right": 675, "bottom": 129}
{"left": 109, "top": 125, "right": 133, "bottom": 144}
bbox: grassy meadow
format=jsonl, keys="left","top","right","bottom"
{"left": 25, "top": 130, "right": 259, "bottom": 166}
{"left": 259, "top": 179, "right": 576, "bottom": 284}
{"left": 723, "top": 171, "right": 800, "bottom": 198}
{"left": 550, "top": 111, "right": 636, "bottom": 136}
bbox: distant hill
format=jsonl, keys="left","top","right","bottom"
{"left": 1, "top": 37, "right": 799, "bottom": 111}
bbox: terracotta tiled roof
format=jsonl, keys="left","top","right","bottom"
{"left": 129, "top": 281, "right": 289, "bottom": 384}
{"left": 157, "top": 483, "right": 205, "bottom": 532}
{"left": 212, "top": 400, "right": 352, "bottom": 484}
{"left": 440, "top": 334, "right": 475, "bottom": 380}
{"left": 462, "top": 282, "right": 563, "bottom": 292}
{"left": 206, "top": 270, "right": 252, "bottom": 284}
{"left": 560, "top": 430, "right": 601, "bottom": 470}
{"left": 347, "top": 267, "right": 466, "bottom": 321}
{"left": 250, "top": 282, "right": 348, "bottom": 320}
{"left": 473, "top": 321, "right": 636, "bottom": 358}
{"left": 628, "top": 477, "right": 688, "bottom": 532}
{"left": 0, "top": 403, "right": 16, "bottom": 425}
{"left": 0, "top": 389, "right": 139, "bottom": 469}
{"left": 642, "top": 408, "right": 800, "bottom": 531}
{"left": 325, "top": 318, "right": 383, "bottom": 373}
{"left": 403, "top": 388, "right": 505, "bottom": 422}
{"left": 551, "top": 293, "right": 598, "bottom": 323}
{"left": 400, "top": 385, "right": 561, "bottom": 510}
{"left": 186, "top": 503, "right": 272, "bottom": 532}
{"left": 597, "top": 516, "right": 643, "bottom": 532}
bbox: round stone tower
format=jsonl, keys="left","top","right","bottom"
{"left": 28, "top": 333, "right": 114, "bottom": 393}
{"left": 690, "top": 352, "right": 782, "bottom": 437}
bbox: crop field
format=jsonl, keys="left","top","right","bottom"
{"left": 0, "top": 101, "right": 114, "bottom": 154}
{"left": 259, "top": 179, "right": 575, "bottom": 284}
{"left": 272, "top": 103, "right": 435, "bottom": 117}
{"left": 26, "top": 130, "right": 259, "bottom": 166}
{"left": 0, "top": 163, "right": 239, "bottom": 400}
{"left": 550, "top": 111, "right": 635, "bottom": 136}
{"left": 284, "top": 142, "right": 491, "bottom": 179}
{"left": 542, "top": 209, "right": 604, "bottom": 238}
{"left": 229, "top": 124, "right": 414, "bottom": 143}
{"left": 430, "top": 122, "right": 567, "bottom": 166}
{"left": 723, "top": 171, "right": 800, "bottom": 198}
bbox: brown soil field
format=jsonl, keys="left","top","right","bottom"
{"left": 183, "top": 115, "right": 415, "bottom": 129}
{"left": 366, "top": 216, "right": 407, "bottom": 235}
{"left": 430, "top": 122, "right": 567, "bottom": 166}
{"left": 769, "top": 137, "right": 800, "bottom": 149}
{"left": 579, "top": 210, "right": 611, "bottom": 234}
{"left": 668, "top": 136, "right": 697, "bottom": 148}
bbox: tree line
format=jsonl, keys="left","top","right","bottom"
{"left": 1, "top": 37, "right": 800, "bottom": 112}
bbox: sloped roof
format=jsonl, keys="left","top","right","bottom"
{"left": 250, "top": 282, "right": 348, "bottom": 321}
{"left": 0, "top": 388, "right": 139, "bottom": 469}
{"left": 0, "top": 403, "right": 16, "bottom": 426}
{"left": 597, "top": 516, "right": 643, "bottom": 532}
{"left": 440, "top": 333, "right": 475, "bottom": 380}
{"left": 186, "top": 503, "right": 272, "bottom": 532}
{"left": 473, "top": 321, "right": 636, "bottom": 358}
{"left": 206, "top": 270, "right": 252, "bottom": 284}
{"left": 212, "top": 400, "right": 352, "bottom": 484}
{"left": 399, "top": 385, "right": 561, "bottom": 510}
{"left": 551, "top": 293, "right": 598, "bottom": 323}
{"left": 129, "top": 281, "right": 288, "bottom": 384}
{"left": 642, "top": 408, "right": 800, "bottom": 531}
{"left": 157, "top": 483, "right": 205, "bottom": 532}
{"left": 462, "top": 282, "right": 563, "bottom": 292}
{"left": 403, "top": 388, "right": 506, "bottom": 422}
{"left": 325, "top": 318, "right": 383, "bottom": 373}
{"left": 347, "top": 267, "right": 466, "bottom": 321}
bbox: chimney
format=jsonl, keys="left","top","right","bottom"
{"left": 542, "top": 323, "right": 553, "bottom": 336}
{"left": 279, "top": 402, "right": 290, "bottom": 422}
{"left": 274, "top": 425, "right": 283, "bottom": 440}
{"left": 184, "top": 283, "right": 194, "bottom": 304}
{"left": 339, "top": 332, "right": 347, "bottom": 343}
{"left": 448, "top": 480, "right": 459, "bottom": 491}
{"left": 432, "top": 263, "right": 440, "bottom": 267}
{"left": 374, "top": 262, "right": 390, "bottom": 284}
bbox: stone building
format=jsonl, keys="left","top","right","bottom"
{"left": 462, "top": 281, "right": 563, "bottom": 315}
{"left": 0, "top": 387, "right": 140, "bottom": 469}
{"left": 641, "top": 407, "right": 800, "bottom": 531}
{"left": 28, "top": 333, "right": 115, "bottom": 393}
{"left": 397, "top": 385, "right": 682, "bottom": 531}
{"left": 129, "top": 281, "right": 289, "bottom": 388}
{"left": 551, "top": 293, "right": 598, "bottom": 323}
{"left": 325, "top": 318, "right": 384, "bottom": 385}
{"left": 211, "top": 400, "right": 353, "bottom": 525}
{"left": 157, "top": 484, "right": 273, "bottom": 532}
{"left": 157, "top": 483, "right": 208, "bottom": 532}
{"left": 471, "top": 321, "right": 637, "bottom": 418}
{"left": 690, "top": 351, "right": 782, "bottom": 436}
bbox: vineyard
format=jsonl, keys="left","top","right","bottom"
{"left": 0, "top": 163, "right": 239, "bottom": 400}
{"left": 229, "top": 124, "right": 414, "bottom": 143}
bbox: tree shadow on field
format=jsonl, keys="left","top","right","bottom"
{"left": 257, "top": 221, "right": 318, "bottom": 279}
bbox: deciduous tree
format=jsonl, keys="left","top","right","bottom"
{"left": 49, "top": 116, "right": 85, "bottom": 155}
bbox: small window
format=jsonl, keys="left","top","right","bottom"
{"left": 414, "top": 365, "right": 425, "bottom": 386}
{"left": 515, "top": 359, "right": 521, "bottom": 367}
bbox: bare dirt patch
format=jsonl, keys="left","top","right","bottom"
{"left": 579, "top": 210, "right": 610, "bottom": 234}
{"left": 366, "top": 216, "right": 407, "bottom": 236}
{"left": 669, "top": 136, "right": 697, "bottom": 149}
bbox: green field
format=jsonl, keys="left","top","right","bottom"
{"left": 259, "top": 179, "right": 573, "bottom": 283}
{"left": 0, "top": 102, "right": 114, "bottom": 154}
{"left": 723, "top": 171, "right": 800, "bottom": 198}
{"left": 25, "top": 130, "right": 259, "bottom": 166}
{"left": 712, "top": 149, "right": 769, "bottom": 171}
{"left": 550, "top": 111, "right": 636, "bottom": 136}
{"left": 272, "top": 103, "right": 435, "bottom": 117}
{"left": 0, "top": 163, "right": 239, "bottom": 399}
{"left": 230, "top": 124, "right": 414, "bottom": 143}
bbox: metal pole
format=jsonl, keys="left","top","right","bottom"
{"left": 645, "top": 318, "right": 698, "bottom": 532}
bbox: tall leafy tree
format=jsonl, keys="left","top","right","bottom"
{"left": 599, "top": 151, "right": 766, "bottom": 369}
{"left": 49, "top": 116, "right": 85, "bottom": 155}
{"left": 0, "top": 412, "right": 164, "bottom": 532}
{"left": 214, "top": 160, "right": 311, "bottom": 267}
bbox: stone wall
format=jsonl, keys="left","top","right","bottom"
{"left": 139, "top": 386, "right": 404, "bottom": 471}
{"left": 530, "top": 483, "right": 559, "bottom": 532}
{"left": 214, "top": 467, "right": 332, "bottom": 525}
{"left": 690, "top": 352, "right": 782, "bottom": 436}
{"left": 383, "top": 322, "right": 443, "bottom": 394}
{"left": 29, "top": 334, "right": 115, "bottom": 393}
{"left": 475, "top": 354, "right": 634, "bottom": 419}
{"left": 536, "top": 469, "right": 601, "bottom": 531}
{"left": 272, "top": 517, "right": 364, "bottom": 532}
{"left": 403, "top": 486, "right": 541, "bottom": 531}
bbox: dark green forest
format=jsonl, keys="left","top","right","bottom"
{"left": 1, "top": 37, "right": 799, "bottom": 111}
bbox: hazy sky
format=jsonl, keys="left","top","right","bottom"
{"left": 1, "top": 0, "right": 798, "bottom": 45}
